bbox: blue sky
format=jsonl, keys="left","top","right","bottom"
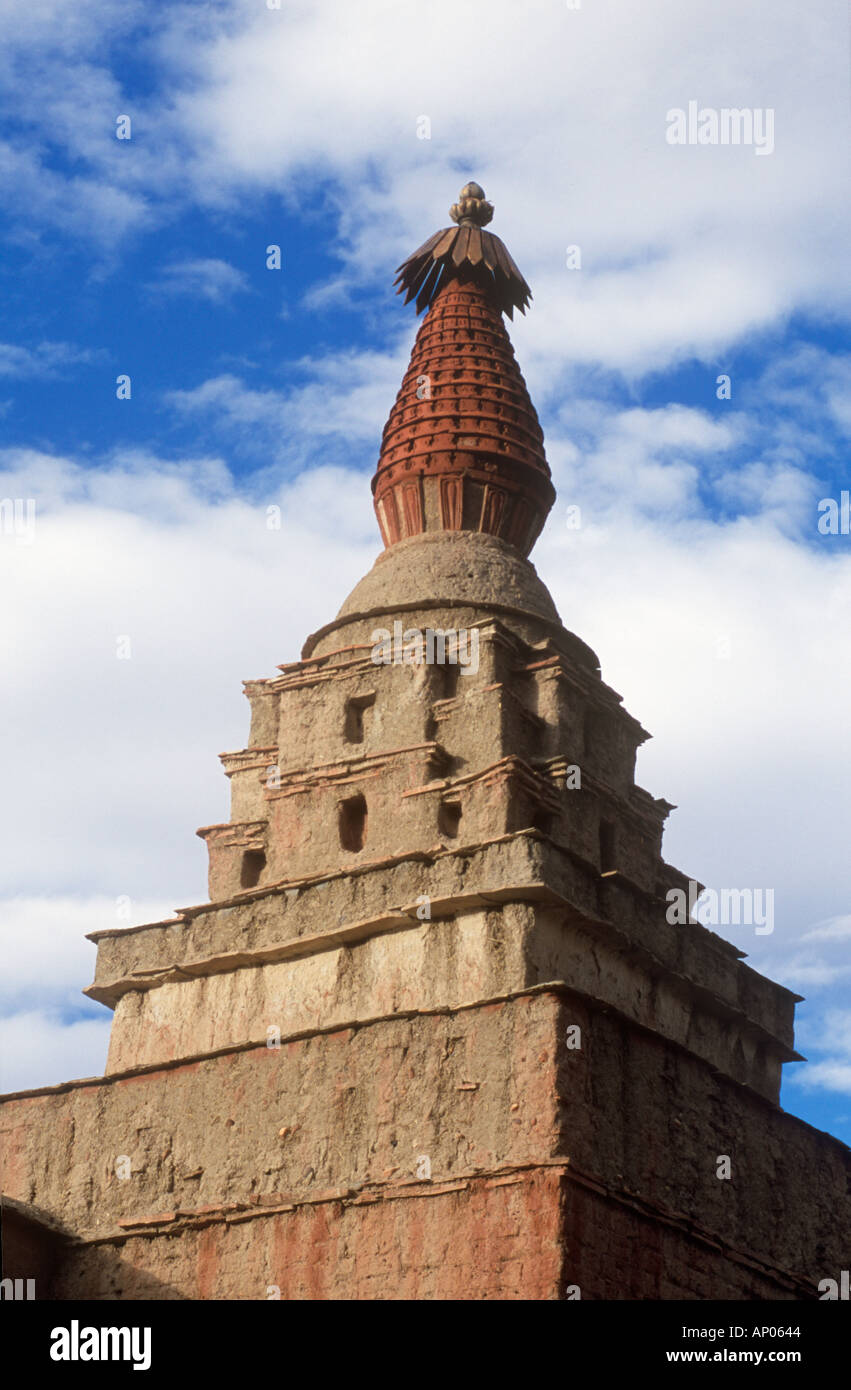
{"left": 1, "top": 0, "right": 850, "bottom": 1147}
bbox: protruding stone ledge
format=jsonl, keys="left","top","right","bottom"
{"left": 91, "top": 862, "right": 801, "bottom": 1093}
{"left": 39, "top": 1157, "right": 823, "bottom": 1299}
{"left": 84, "top": 832, "right": 795, "bottom": 1058}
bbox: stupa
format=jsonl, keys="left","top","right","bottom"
{"left": 1, "top": 185, "right": 849, "bottom": 1301}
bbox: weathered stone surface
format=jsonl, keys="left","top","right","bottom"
{"left": 96, "top": 902, "right": 794, "bottom": 1095}
{"left": 561, "top": 1181, "right": 806, "bottom": 1300}
{"left": 305, "top": 530, "right": 584, "bottom": 658}
{"left": 53, "top": 1168, "right": 567, "bottom": 1301}
{"left": 0, "top": 994, "right": 560, "bottom": 1243}
{"left": 86, "top": 831, "right": 798, "bottom": 1097}
{"left": 551, "top": 994, "right": 851, "bottom": 1291}
{"left": 2, "top": 989, "right": 848, "bottom": 1299}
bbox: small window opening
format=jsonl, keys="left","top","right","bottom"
{"left": 339, "top": 793, "right": 367, "bottom": 852}
{"left": 439, "top": 801, "right": 462, "bottom": 839}
{"left": 241, "top": 849, "right": 266, "bottom": 889}
{"left": 344, "top": 693, "right": 376, "bottom": 744}
{"left": 441, "top": 662, "right": 460, "bottom": 699}
{"left": 599, "top": 819, "right": 616, "bottom": 873}
{"left": 532, "top": 807, "right": 554, "bottom": 835}
{"left": 584, "top": 707, "right": 609, "bottom": 754}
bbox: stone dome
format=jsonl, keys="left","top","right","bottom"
{"left": 302, "top": 531, "right": 599, "bottom": 674}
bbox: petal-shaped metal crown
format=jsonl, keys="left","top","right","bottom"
{"left": 393, "top": 182, "right": 532, "bottom": 319}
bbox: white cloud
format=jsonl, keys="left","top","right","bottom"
{"left": 791, "top": 1011, "right": 851, "bottom": 1098}
{"left": 166, "top": 345, "right": 409, "bottom": 468}
{"left": 165, "top": 0, "right": 850, "bottom": 370}
{"left": 0, "top": 139, "right": 151, "bottom": 250}
{"left": 0, "top": 1010, "right": 111, "bottom": 1094}
{"left": 796, "top": 1063, "right": 851, "bottom": 1095}
{"left": 0, "top": 893, "right": 176, "bottom": 1089}
{"left": 149, "top": 257, "right": 250, "bottom": 304}
{"left": 767, "top": 920, "right": 851, "bottom": 993}
{"left": 2, "top": 2, "right": 850, "bottom": 369}
{"left": 802, "top": 916, "right": 851, "bottom": 944}
{"left": 0, "top": 341, "right": 99, "bottom": 379}
{"left": 0, "top": 447, "right": 375, "bottom": 909}
{"left": 0, "top": 895, "right": 175, "bottom": 1008}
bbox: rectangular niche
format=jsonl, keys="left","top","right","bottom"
{"left": 338, "top": 793, "right": 367, "bottom": 852}
{"left": 438, "top": 800, "right": 462, "bottom": 839}
{"left": 240, "top": 849, "right": 266, "bottom": 889}
{"left": 344, "top": 692, "right": 376, "bottom": 744}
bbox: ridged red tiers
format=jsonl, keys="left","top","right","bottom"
{"left": 372, "top": 277, "right": 555, "bottom": 557}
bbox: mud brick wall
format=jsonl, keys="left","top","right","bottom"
{"left": 561, "top": 1180, "right": 802, "bottom": 1300}
{"left": 554, "top": 994, "right": 851, "bottom": 1293}
{"left": 4, "top": 986, "right": 849, "bottom": 1298}
{"left": 53, "top": 1169, "right": 566, "bottom": 1301}
{"left": 0, "top": 993, "right": 561, "bottom": 1245}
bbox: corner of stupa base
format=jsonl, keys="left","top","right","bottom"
{"left": 2, "top": 971, "right": 849, "bottom": 1300}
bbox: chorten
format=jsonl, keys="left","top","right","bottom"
{"left": 2, "top": 185, "right": 849, "bottom": 1301}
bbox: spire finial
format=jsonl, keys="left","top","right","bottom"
{"left": 450, "top": 181, "right": 494, "bottom": 228}
{"left": 375, "top": 185, "right": 553, "bottom": 555}
{"left": 393, "top": 182, "right": 532, "bottom": 318}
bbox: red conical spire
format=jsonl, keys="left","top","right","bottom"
{"left": 372, "top": 183, "right": 556, "bottom": 558}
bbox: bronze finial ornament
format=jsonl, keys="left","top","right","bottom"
{"left": 449, "top": 181, "right": 494, "bottom": 227}
{"left": 393, "top": 182, "right": 532, "bottom": 319}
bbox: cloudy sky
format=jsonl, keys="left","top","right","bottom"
{"left": 1, "top": 0, "right": 850, "bottom": 1144}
